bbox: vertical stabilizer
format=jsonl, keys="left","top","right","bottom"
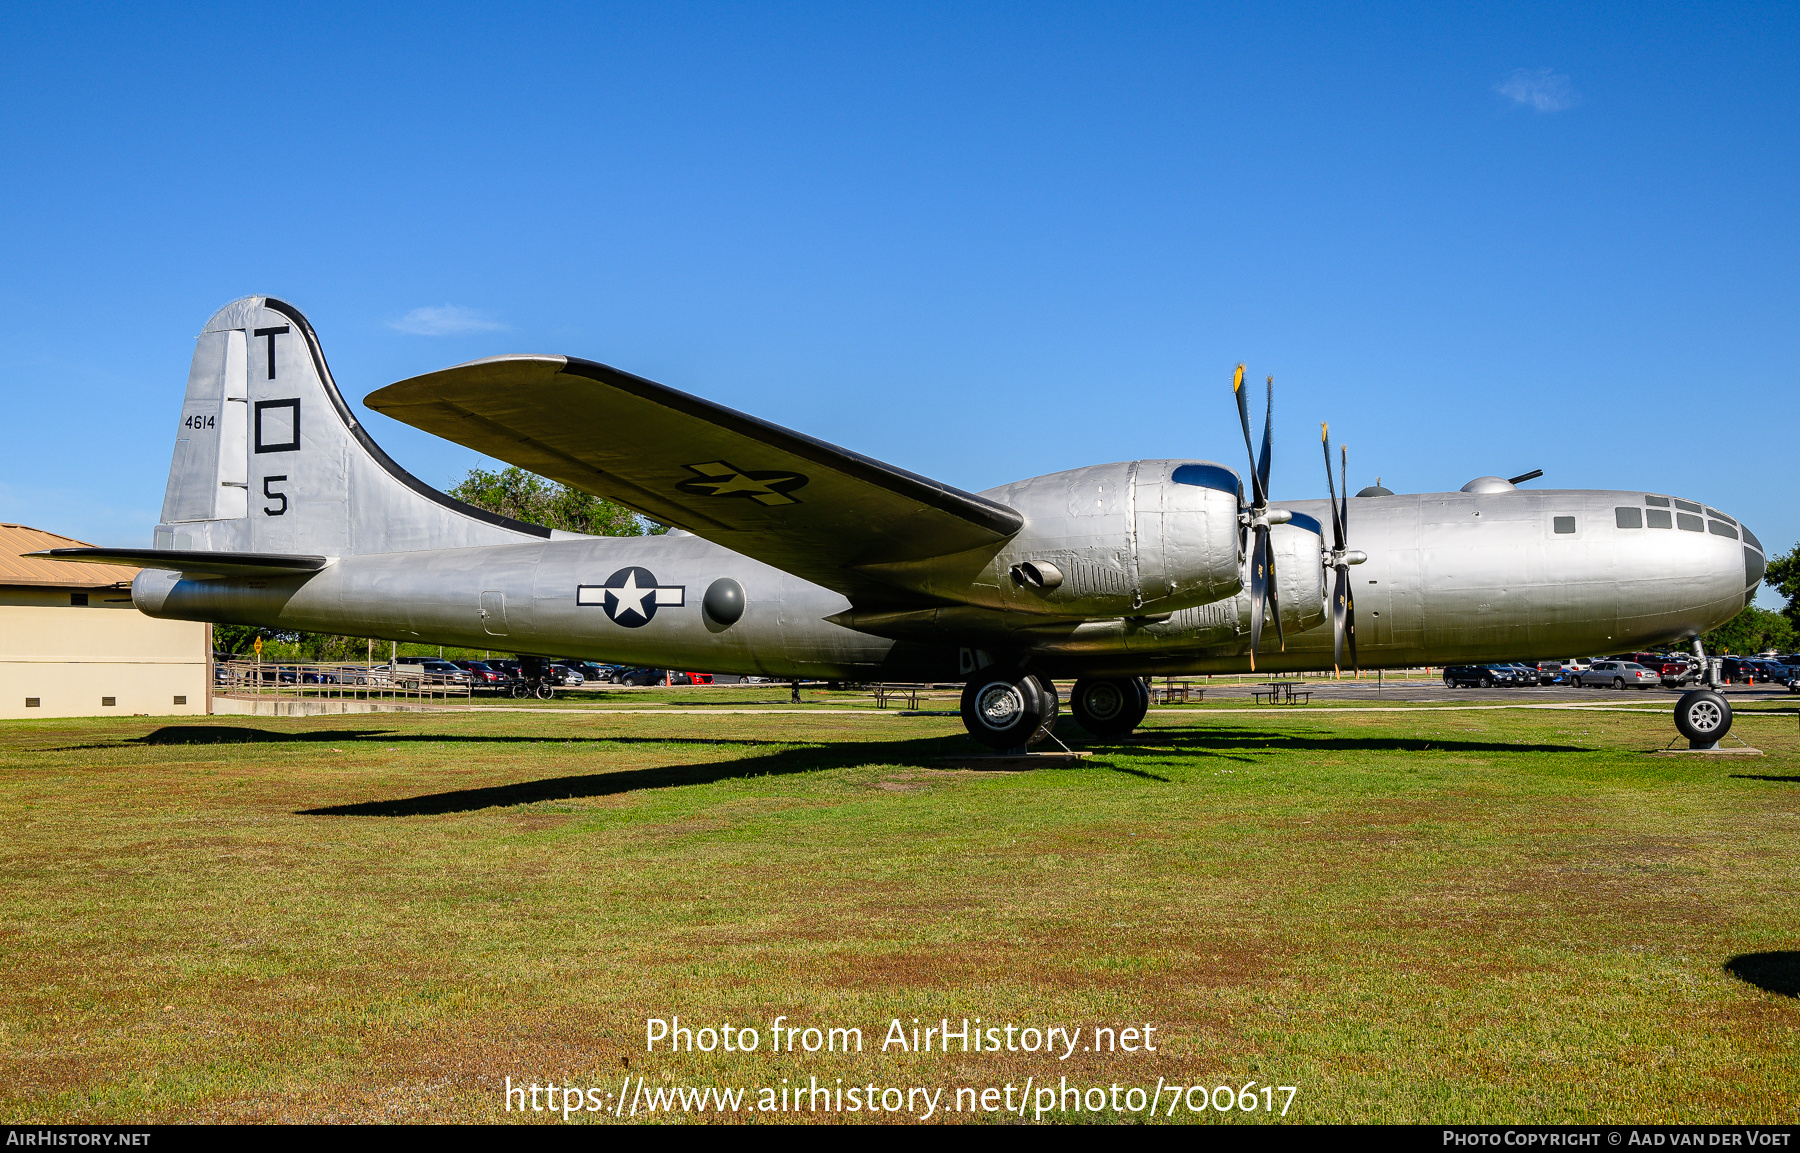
{"left": 155, "top": 297, "right": 562, "bottom": 556}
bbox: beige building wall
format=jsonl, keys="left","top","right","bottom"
{"left": 1, "top": 589, "right": 209, "bottom": 719}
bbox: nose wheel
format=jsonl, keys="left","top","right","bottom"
{"left": 1673, "top": 688, "right": 1732, "bottom": 749}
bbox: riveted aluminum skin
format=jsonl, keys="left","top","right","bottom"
{"left": 111, "top": 297, "right": 1755, "bottom": 683}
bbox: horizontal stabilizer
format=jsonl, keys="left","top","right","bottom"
{"left": 366, "top": 355, "right": 1023, "bottom": 601}
{"left": 29, "top": 548, "right": 330, "bottom": 580}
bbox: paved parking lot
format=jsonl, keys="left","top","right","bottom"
{"left": 1193, "top": 678, "right": 1797, "bottom": 705}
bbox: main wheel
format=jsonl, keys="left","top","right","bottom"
{"left": 1028, "top": 674, "right": 1061, "bottom": 748}
{"left": 1069, "top": 676, "right": 1151, "bottom": 738}
{"left": 1673, "top": 689, "right": 1731, "bottom": 745}
{"left": 960, "top": 669, "right": 1047, "bottom": 750}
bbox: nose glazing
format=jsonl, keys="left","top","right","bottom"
{"left": 1741, "top": 520, "right": 1766, "bottom": 603}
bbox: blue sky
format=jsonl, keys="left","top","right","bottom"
{"left": 1, "top": 3, "right": 1793, "bottom": 602}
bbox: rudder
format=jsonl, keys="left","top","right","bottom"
{"left": 156, "top": 296, "right": 562, "bottom": 556}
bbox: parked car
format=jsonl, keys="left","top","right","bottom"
{"left": 617, "top": 667, "right": 669, "bottom": 686}
{"left": 1614, "top": 652, "right": 1694, "bottom": 686}
{"left": 1748, "top": 659, "right": 1795, "bottom": 686}
{"left": 452, "top": 660, "right": 510, "bottom": 687}
{"left": 1508, "top": 663, "right": 1552, "bottom": 686}
{"left": 546, "top": 663, "right": 586, "bottom": 686}
{"left": 1719, "top": 657, "right": 1762, "bottom": 685}
{"left": 389, "top": 658, "right": 471, "bottom": 689}
{"left": 556, "top": 660, "right": 615, "bottom": 684}
{"left": 1570, "top": 660, "right": 1659, "bottom": 689}
{"left": 1442, "top": 664, "right": 1526, "bottom": 688}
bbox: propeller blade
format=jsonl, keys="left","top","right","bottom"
{"left": 1247, "top": 527, "right": 1268, "bottom": 668}
{"left": 1266, "top": 528, "right": 1284, "bottom": 652}
{"left": 1322, "top": 423, "right": 1344, "bottom": 550}
{"left": 1506, "top": 469, "right": 1544, "bottom": 485}
{"left": 1256, "top": 376, "right": 1273, "bottom": 499}
{"left": 1339, "top": 444, "right": 1350, "bottom": 544}
{"left": 1331, "top": 565, "right": 1348, "bottom": 674}
{"left": 1232, "top": 364, "right": 1265, "bottom": 508}
{"left": 1345, "top": 579, "right": 1359, "bottom": 673}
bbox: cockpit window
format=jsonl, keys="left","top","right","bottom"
{"left": 1171, "top": 463, "right": 1240, "bottom": 495}
{"left": 1677, "top": 513, "right": 1703, "bottom": 532}
{"left": 1615, "top": 507, "right": 1643, "bottom": 528}
{"left": 1646, "top": 509, "right": 1673, "bottom": 529}
{"left": 1706, "top": 508, "right": 1736, "bottom": 525}
{"left": 1645, "top": 495, "right": 1671, "bottom": 507}
{"left": 1674, "top": 499, "right": 1702, "bottom": 514}
{"left": 1747, "top": 547, "right": 1766, "bottom": 590}
{"left": 1744, "top": 525, "right": 1763, "bottom": 552}
{"left": 1708, "top": 520, "right": 1739, "bottom": 540}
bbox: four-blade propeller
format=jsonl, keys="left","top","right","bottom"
{"left": 1231, "top": 365, "right": 1292, "bottom": 670}
{"left": 1320, "top": 423, "right": 1367, "bottom": 676}
{"left": 1231, "top": 365, "right": 1370, "bottom": 674}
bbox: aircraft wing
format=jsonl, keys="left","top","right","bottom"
{"left": 31, "top": 548, "right": 330, "bottom": 581}
{"left": 365, "top": 355, "right": 1023, "bottom": 601}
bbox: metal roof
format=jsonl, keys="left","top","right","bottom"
{"left": 0, "top": 524, "right": 136, "bottom": 588}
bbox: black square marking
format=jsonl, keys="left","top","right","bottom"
{"left": 254, "top": 398, "right": 301, "bottom": 453}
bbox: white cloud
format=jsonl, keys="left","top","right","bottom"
{"left": 388, "top": 304, "right": 508, "bottom": 336}
{"left": 1495, "top": 68, "right": 1578, "bottom": 112}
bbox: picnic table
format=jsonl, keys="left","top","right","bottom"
{"left": 1251, "top": 681, "right": 1312, "bottom": 705}
{"left": 1150, "top": 681, "right": 1206, "bottom": 705}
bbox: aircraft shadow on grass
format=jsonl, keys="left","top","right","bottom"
{"left": 300, "top": 735, "right": 978, "bottom": 816}
{"left": 1723, "top": 951, "right": 1800, "bottom": 998}
{"left": 1729, "top": 774, "right": 1800, "bottom": 785}
{"left": 293, "top": 725, "right": 1591, "bottom": 817}
{"left": 1105, "top": 726, "right": 1592, "bottom": 757}
{"left": 89, "top": 726, "right": 780, "bottom": 750}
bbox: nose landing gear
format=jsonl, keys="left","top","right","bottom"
{"left": 1676, "top": 638, "right": 1733, "bottom": 749}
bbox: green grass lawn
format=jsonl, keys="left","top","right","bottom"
{"left": 0, "top": 703, "right": 1795, "bottom": 1123}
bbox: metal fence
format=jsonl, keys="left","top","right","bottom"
{"left": 215, "top": 660, "right": 473, "bottom": 703}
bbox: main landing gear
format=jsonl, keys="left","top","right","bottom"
{"left": 958, "top": 670, "right": 1149, "bottom": 750}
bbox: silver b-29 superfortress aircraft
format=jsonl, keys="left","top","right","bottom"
{"left": 40, "top": 297, "right": 1766, "bottom": 749}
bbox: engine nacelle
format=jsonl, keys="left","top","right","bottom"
{"left": 985, "top": 459, "right": 1245, "bottom": 617}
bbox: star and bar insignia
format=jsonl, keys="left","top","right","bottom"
{"left": 675, "top": 460, "right": 809, "bottom": 506}
{"left": 576, "top": 566, "right": 685, "bottom": 628}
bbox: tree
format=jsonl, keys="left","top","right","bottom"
{"left": 1701, "top": 605, "right": 1795, "bottom": 656}
{"left": 1765, "top": 543, "right": 1800, "bottom": 636}
{"left": 448, "top": 466, "right": 665, "bottom": 536}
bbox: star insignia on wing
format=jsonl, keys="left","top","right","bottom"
{"left": 675, "top": 460, "right": 808, "bottom": 506}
